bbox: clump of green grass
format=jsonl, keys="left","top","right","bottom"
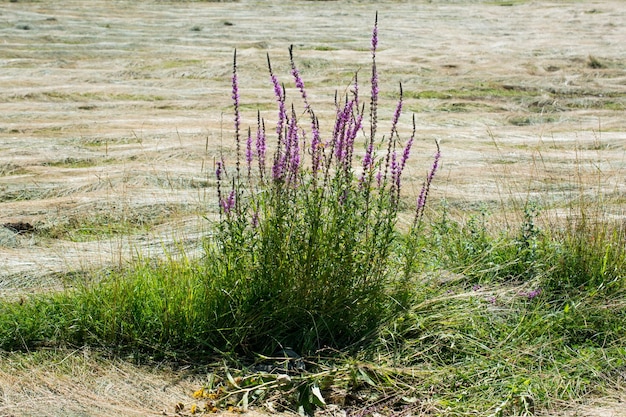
{"left": 587, "top": 55, "right": 606, "bottom": 69}
{"left": 0, "top": 163, "right": 30, "bottom": 176}
{"left": 37, "top": 203, "right": 185, "bottom": 241}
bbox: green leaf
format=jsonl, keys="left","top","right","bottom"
{"left": 358, "top": 367, "right": 377, "bottom": 387}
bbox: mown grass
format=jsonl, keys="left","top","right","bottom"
{"left": 38, "top": 203, "right": 188, "bottom": 241}
{"left": 1, "top": 15, "right": 624, "bottom": 417}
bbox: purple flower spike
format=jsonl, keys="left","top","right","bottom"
{"left": 399, "top": 137, "right": 413, "bottom": 175}
{"left": 215, "top": 161, "right": 223, "bottom": 181}
{"left": 251, "top": 207, "right": 259, "bottom": 228}
{"left": 232, "top": 50, "right": 241, "bottom": 178}
{"left": 390, "top": 83, "right": 403, "bottom": 139}
{"left": 246, "top": 127, "right": 253, "bottom": 177}
{"left": 290, "top": 45, "right": 309, "bottom": 110}
{"left": 267, "top": 54, "right": 286, "bottom": 140}
{"left": 287, "top": 106, "right": 300, "bottom": 180}
{"left": 371, "top": 11, "right": 378, "bottom": 54}
{"left": 310, "top": 113, "right": 322, "bottom": 176}
{"left": 346, "top": 108, "right": 364, "bottom": 164}
{"left": 370, "top": 12, "right": 379, "bottom": 142}
{"left": 272, "top": 155, "right": 284, "bottom": 182}
{"left": 360, "top": 134, "right": 375, "bottom": 185}
{"left": 362, "top": 141, "right": 374, "bottom": 171}
{"left": 221, "top": 189, "right": 236, "bottom": 215}
{"left": 415, "top": 141, "right": 441, "bottom": 224}
{"left": 391, "top": 151, "right": 399, "bottom": 187}
{"left": 215, "top": 160, "right": 224, "bottom": 212}
{"left": 393, "top": 114, "right": 416, "bottom": 190}
{"left": 333, "top": 99, "right": 356, "bottom": 166}
{"left": 400, "top": 116, "right": 416, "bottom": 174}
{"left": 255, "top": 112, "right": 267, "bottom": 179}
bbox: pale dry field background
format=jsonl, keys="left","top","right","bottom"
{"left": 0, "top": 0, "right": 625, "bottom": 415}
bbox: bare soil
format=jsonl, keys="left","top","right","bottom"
{"left": 0, "top": 0, "right": 625, "bottom": 415}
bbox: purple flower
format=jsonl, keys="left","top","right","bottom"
{"left": 221, "top": 189, "right": 236, "bottom": 215}
{"left": 390, "top": 85, "right": 403, "bottom": 139}
{"left": 215, "top": 160, "right": 223, "bottom": 181}
{"left": 246, "top": 127, "right": 253, "bottom": 177}
{"left": 272, "top": 154, "right": 285, "bottom": 182}
{"left": 267, "top": 54, "right": 286, "bottom": 140}
{"left": 370, "top": 61, "right": 379, "bottom": 140}
{"left": 427, "top": 147, "right": 441, "bottom": 184}
{"left": 371, "top": 12, "right": 378, "bottom": 54}
{"left": 290, "top": 45, "right": 309, "bottom": 110}
{"left": 310, "top": 113, "right": 322, "bottom": 176}
{"left": 333, "top": 99, "right": 355, "bottom": 165}
{"left": 400, "top": 138, "right": 413, "bottom": 171}
{"left": 416, "top": 188, "right": 426, "bottom": 215}
{"left": 360, "top": 137, "right": 375, "bottom": 185}
{"left": 391, "top": 150, "right": 399, "bottom": 190}
{"left": 379, "top": 88, "right": 403, "bottom": 189}
{"left": 362, "top": 141, "right": 374, "bottom": 170}
{"left": 287, "top": 106, "right": 300, "bottom": 180}
{"left": 256, "top": 112, "right": 266, "bottom": 179}
{"left": 339, "top": 189, "right": 348, "bottom": 205}
{"left": 526, "top": 288, "right": 542, "bottom": 300}
{"left": 345, "top": 108, "right": 363, "bottom": 167}
{"left": 393, "top": 115, "right": 416, "bottom": 191}
{"left": 272, "top": 108, "right": 300, "bottom": 183}
{"left": 415, "top": 142, "right": 441, "bottom": 224}
{"left": 251, "top": 209, "right": 259, "bottom": 228}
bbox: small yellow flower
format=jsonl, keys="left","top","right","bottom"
{"left": 190, "top": 404, "right": 198, "bottom": 414}
{"left": 193, "top": 388, "right": 205, "bottom": 399}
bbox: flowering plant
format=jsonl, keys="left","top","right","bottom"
{"left": 213, "top": 14, "right": 439, "bottom": 353}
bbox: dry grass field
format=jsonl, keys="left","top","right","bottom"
{"left": 1, "top": 0, "right": 625, "bottom": 415}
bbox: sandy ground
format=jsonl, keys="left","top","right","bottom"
{"left": 0, "top": 0, "right": 625, "bottom": 415}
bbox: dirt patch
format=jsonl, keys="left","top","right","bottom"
{"left": 0, "top": 0, "right": 625, "bottom": 415}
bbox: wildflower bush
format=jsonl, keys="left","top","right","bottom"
{"left": 210, "top": 14, "right": 439, "bottom": 353}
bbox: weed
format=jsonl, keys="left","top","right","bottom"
{"left": 587, "top": 55, "right": 606, "bottom": 69}
{"left": 210, "top": 13, "right": 439, "bottom": 353}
